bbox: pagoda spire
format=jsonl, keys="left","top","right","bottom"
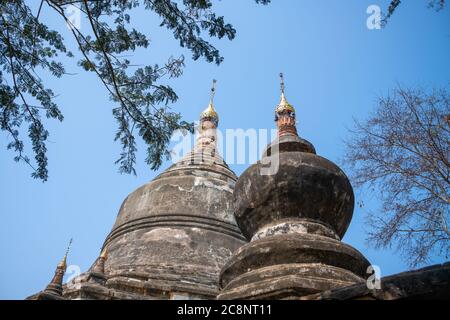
{"left": 189, "top": 80, "right": 221, "bottom": 165}
{"left": 88, "top": 247, "right": 108, "bottom": 284}
{"left": 91, "top": 248, "right": 108, "bottom": 274}
{"left": 275, "top": 73, "right": 298, "bottom": 137}
{"left": 197, "top": 80, "right": 220, "bottom": 148}
{"left": 43, "top": 238, "right": 72, "bottom": 297}
{"left": 200, "top": 79, "right": 219, "bottom": 126}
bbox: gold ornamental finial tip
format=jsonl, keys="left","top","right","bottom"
{"left": 58, "top": 256, "right": 67, "bottom": 269}
{"left": 58, "top": 238, "right": 72, "bottom": 269}
{"left": 276, "top": 73, "right": 295, "bottom": 114}
{"left": 200, "top": 79, "right": 219, "bottom": 122}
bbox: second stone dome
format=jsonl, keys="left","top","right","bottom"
{"left": 234, "top": 134, "right": 354, "bottom": 241}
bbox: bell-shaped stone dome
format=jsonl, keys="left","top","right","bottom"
{"left": 219, "top": 77, "right": 370, "bottom": 300}
{"left": 101, "top": 90, "right": 245, "bottom": 299}
{"left": 234, "top": 134, "right": 354, "bottom": 241}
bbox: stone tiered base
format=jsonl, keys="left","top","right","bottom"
{"left": 218, "top": 234, "right": 371, "bottom": 300}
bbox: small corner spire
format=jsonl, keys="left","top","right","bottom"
{"left": 42, "top": 238, "right": 72, "bottom": 298}
{"left": 59, "top": 238, "right": 72, "bottom": 269}
{"left": 88, "top": 247, "right": 108, "bottom": 284}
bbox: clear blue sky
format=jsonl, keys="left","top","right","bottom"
{"left": 1, "top": 0, "right": 449, "bottom": 299}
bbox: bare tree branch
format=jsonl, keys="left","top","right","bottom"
{"left": 344, "top": 86, "right": 450, "bottom": 267}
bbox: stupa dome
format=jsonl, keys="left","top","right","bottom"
{"left": 218, "top": 74, "right": 370, "bottom": 300}
{"left": 234, "top": 136, "right": 354, "bottom": 241}
{"left": 100, "top": 82, "right": 245, "bottom": 299}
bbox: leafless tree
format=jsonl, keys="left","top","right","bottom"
{"left": 344, "top": 87, "right": 450, "bottom": 267}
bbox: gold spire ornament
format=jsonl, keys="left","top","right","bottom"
{"left": 200, "top": 79, "right": 219, "bottom": 122}
{"left": 276, "top": 73, "right": 296, "bottom": 114}
{"left": 275, "top": 73, "right": 298, "bottom": 137}
{"left": 58, "top": 238, "right": 72, "bottom": 269}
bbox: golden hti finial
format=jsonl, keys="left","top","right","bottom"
{"left": 200, "top": 79, "right": 219, "bottom": 122}
{"left": 276, "top": 72, "right": 295, "bottom": 114}
{"left": 58, "top": 238, "right": 72, "bottom": 269}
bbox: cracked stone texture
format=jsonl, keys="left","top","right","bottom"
{"left": 234, "top": 146, "right": 355, "bottom": 240}
{"left": 218, "top": 233, "right": 371, "bottom": 299}
{"left": 218, "top": 133, "right": 370, "bottom": 300}
{"left": 301, "top": 262, "right": 450, "bottom": 300}
{"left": 101, "top": 148, "right": 246, "bottom": 298}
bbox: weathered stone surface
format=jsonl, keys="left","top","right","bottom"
{"left": 219, "top": 272, "right": 361, "bottom": 300}
{"left": 27, "top": 292, "right": 64, "bottom": 300}
{"left": 302, "top": 262, "right": 450, "bottom": 300}
{"left": 220, "top": 234, "right": 370, "bottom": 289}
{"left": 218, "top": 233, "right": 370, "bottom": 300}
{"left": 100, "top": 150, "right": 246, "bottom": 298}
{"left": 219, "top": 105, "right": 368, "bottom": 300}
{"left": 251, "top": 219, "right": 339, "bottom": 241}
{"left": 224, "top": 263, "right": 364, "bottom": 291}
{"left": 64, "top": 275, "right": 157, "bottom": 300}
{"left": 234, "top": 151, "right": 354, "bottom": 241}
{"left": 263, "top": 134, "right": 316, "bottom": 156}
